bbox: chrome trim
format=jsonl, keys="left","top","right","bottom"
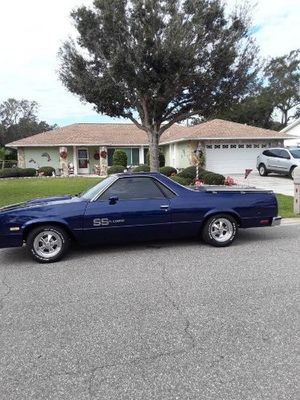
{"left": 271, "top": 216, "right": 282, "bottom": 226}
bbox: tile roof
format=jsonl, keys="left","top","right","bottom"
{"left": 160, "top": 119, "right": 294, "bottom": 143}
{"left": 7, "top": 119, "right": 293, "bottom": 147}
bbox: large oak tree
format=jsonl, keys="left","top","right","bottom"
{"left": 59, "top": 0, "right": 258, "bottom": 171}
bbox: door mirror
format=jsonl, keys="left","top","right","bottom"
{"left": 109, "top": 196, "right": 119, "bottom": 205}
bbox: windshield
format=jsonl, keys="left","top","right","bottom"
{"left": 289, "top": 149, "right": 300, "bottom": 159}
{"left": 80, "top": 175, "right": 117, "bottom": 200}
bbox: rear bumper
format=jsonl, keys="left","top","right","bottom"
{"left": 271, "top": 216, "right": 282, "bottom": 226}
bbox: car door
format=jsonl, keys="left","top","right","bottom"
{"left": 266, "top": 149, "right": 281, "bottom": 171}
{"left": 82, "top": 176, "right": 171, "bottom": 244}
{"left": 277, "top": 149, "right": 291, "bottom": 173}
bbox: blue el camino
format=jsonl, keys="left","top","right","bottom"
{"left": 0, "top": 173, "right": 281, "bottom": 263}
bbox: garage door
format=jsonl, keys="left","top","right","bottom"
{"left": 205, "top": 143, "right": 265, "bottom": 174}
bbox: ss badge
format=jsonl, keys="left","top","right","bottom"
{"left": 93, "top": 218, "right": 110, "bottom": 227}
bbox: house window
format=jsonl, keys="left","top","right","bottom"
{"left": 253, "top": 144, "right": 260, "bottom": 148}
{"left": 246, "top": 144, "right": 252, "bottom": 148}
{"left": 261, "top": 144, "right": 267, "bottom": 148}
{"left": 214, "top": 145, "right": 221, "bottom": 149}
{"left": 230, "top": 144, "right": 237, "bottom": 148}
{"left": 238, "top": 144, "right": 245, "bottom": 148}
{"left": 108, "top": 148, "right": 140, "bottom": 166}
{"left": 222, "top": 145, "right": 229, "bottom": 149}
{"left": 206, "top": 145, "right": 213, "bottom": 149}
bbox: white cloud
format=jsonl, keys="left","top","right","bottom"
{"left": 0, "top": 0, "right": 299, "bottom": 125}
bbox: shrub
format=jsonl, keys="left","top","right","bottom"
{"left": 38, "top": 166, "right": 56, "bottom": 176}
{"left": 170, "top": 175, "right": 190, "bottom": 186}
{"left": 0, "top": 167, "right": 37, "bottom": 178}
{"left": 132, "top": 164, "right": 150, "bottom": 172}
{"left": 159, "top": 166, "right": 177, "bottom": 176}
{"left": 18, "top": 168, "right": 37, "bottom": 177}
{"left": 177, "top": 165, "right": 206, "bottom": 181}
{"left": 145, "top": 150, "right": 165, "bottom": 167}
{"left": 0, "top": 168, "right": 21, "bottom": 178}
{"left": 202, "top": 172, "right": 225, "bottom": 185}
{"left": 107, "top": 165, "right": 125, "bottom": 175}
{"left": 112, "top": 149, "right": 127, "bottom": 167}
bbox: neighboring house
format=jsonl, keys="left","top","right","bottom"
{"left": 7, "top": 119, "right": 293, "bottom": 175}
{"left": 282, "top": 118, "right": 300, "bottom": 147}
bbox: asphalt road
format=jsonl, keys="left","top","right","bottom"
{"left": 0, "top": 225, "right": 299, "bottom": 400}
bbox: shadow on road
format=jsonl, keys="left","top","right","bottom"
{"left": 0, "top": 225, "right": 295, "bottom": 267}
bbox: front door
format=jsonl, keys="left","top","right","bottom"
{"left": 78, "top": 148, "right": 89, "bottom": 174}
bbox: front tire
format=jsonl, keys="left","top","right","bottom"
{"left": 26, "top": 225, "right": 70, "bottom": 263}
{"left": 259, "top": 164, "right": 268, "bottom": 176}
{"left": 202, "top": 214, "right": 238, "bottom": 247}
{"left": 290, "top": 166, "right": 296, "bottom": 179}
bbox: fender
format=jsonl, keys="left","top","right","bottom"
{"left": 202, "top": 208, "right": 241, "bottom": 226}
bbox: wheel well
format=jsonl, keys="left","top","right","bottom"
{"left": 201, "top": 212, "right": 241, "bottom": 231}
{"left": 23, "top": 222, "right": 76, "bottom": 243}
{"left": 258, "top": 163, "right": 265, "bottom": 168}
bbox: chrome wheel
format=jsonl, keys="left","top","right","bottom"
{"left": 202, "top": 214, "right": 238, "bottom": 247}
{"left": 209, "top": 218, "right": 234, "bottom": 243}
{"left": 33, "top": 230, "right": 63, "bottom": 259}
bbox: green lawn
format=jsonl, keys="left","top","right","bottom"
{"left": 0, "top": 177, "right": 297, "bottom": 219}
{"left": 276, "top": 194, "right": 298, "bottom": 218}
{"left": 0, "top": 177, "right": 102, "bottom": 207}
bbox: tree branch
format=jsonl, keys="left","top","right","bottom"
{"left": 159, "top": 110, "right": 200, "bottom": 135}
{"left": 123, "top": 113, "right": 148, "bottom": 133}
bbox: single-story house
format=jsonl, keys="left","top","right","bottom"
{"left": 282, "top": 118, "right": 300, "bottom": 147}
{"left": 7, "top": 119, "right": 293, "bottom": 175}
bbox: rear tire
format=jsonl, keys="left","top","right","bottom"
{"left": 26, "top": 225, "right": 70, "bottom": 263}
{"left": 259, "top": 164, "right": 268, "bottom": 176}
{"left": 202, "top": 214, "right": 238, "bottom": 247}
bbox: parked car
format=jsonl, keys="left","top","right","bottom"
{"left": 0, "top": 173, "right": 281, "bottom": 263}
{"left": 256, "top": 147, "right": 300, "bottom": 178}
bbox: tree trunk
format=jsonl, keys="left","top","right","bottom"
{"left": 147, "top": 129, "right": 160, "bottom": 172}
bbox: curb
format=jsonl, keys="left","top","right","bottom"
{"left": 281, "top": 218, "right": 300, "bottom": 226}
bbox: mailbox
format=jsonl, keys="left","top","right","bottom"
{"left": 293, "top": 167, "right": 300, "bottom": 214}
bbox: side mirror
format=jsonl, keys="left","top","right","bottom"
{"left": 109, "top": 196, "right": 119, "bottom": 205}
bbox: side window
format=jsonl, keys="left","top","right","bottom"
{"left": 267, "top": 149, "right": 280, "bottom": 158}
{"left": 154, "top": 180, "right": 176, "bottom": 198}
{"left": 279, "top": 150, "right": 290, "bottom": 159}
{"left": 99, "top": 177, "right": 165, "bottom": 201}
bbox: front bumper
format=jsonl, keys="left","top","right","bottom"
{"left": 0, "top": 233, "right": 23, "bottom": 249}
{"left": 271, "top": 216, "right": 282, "bottom": 226}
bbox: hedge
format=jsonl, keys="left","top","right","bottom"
{"left": 38, "top": 166, "right": 56, "bottom": 176}
{"left": 170, "top": 175, "right": 191, "bottom": 186}
{"left": 0, "top": 167, "right": 37, "bottom": 178}
{"left": 159, "top": 166, "right": 177, "bottom": 176}
{"left": 201, "top": 172, "right": 225, "bottom": 185}
{"left": 132, "top": 164, "right": 150, "bottom": 172}
{"left": 107, "top": 165, "right": 125, "bottom": 174}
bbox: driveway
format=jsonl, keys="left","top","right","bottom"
{"left": 231, "top": 172, "right": 294, "bottom": 196}
{"left": 1, "top": 225, "right": 299, "bottom": 400}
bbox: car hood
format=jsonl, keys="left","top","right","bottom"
{"left": 0, "top": 195, "right": 80, "bottom": 213}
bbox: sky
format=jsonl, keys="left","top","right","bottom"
{"left": 0, "top": 0, "right": 299, "bottom": 127}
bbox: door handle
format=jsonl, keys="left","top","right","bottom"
{"left": 160, "top": 204, "right": 169, "bottom": 211}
